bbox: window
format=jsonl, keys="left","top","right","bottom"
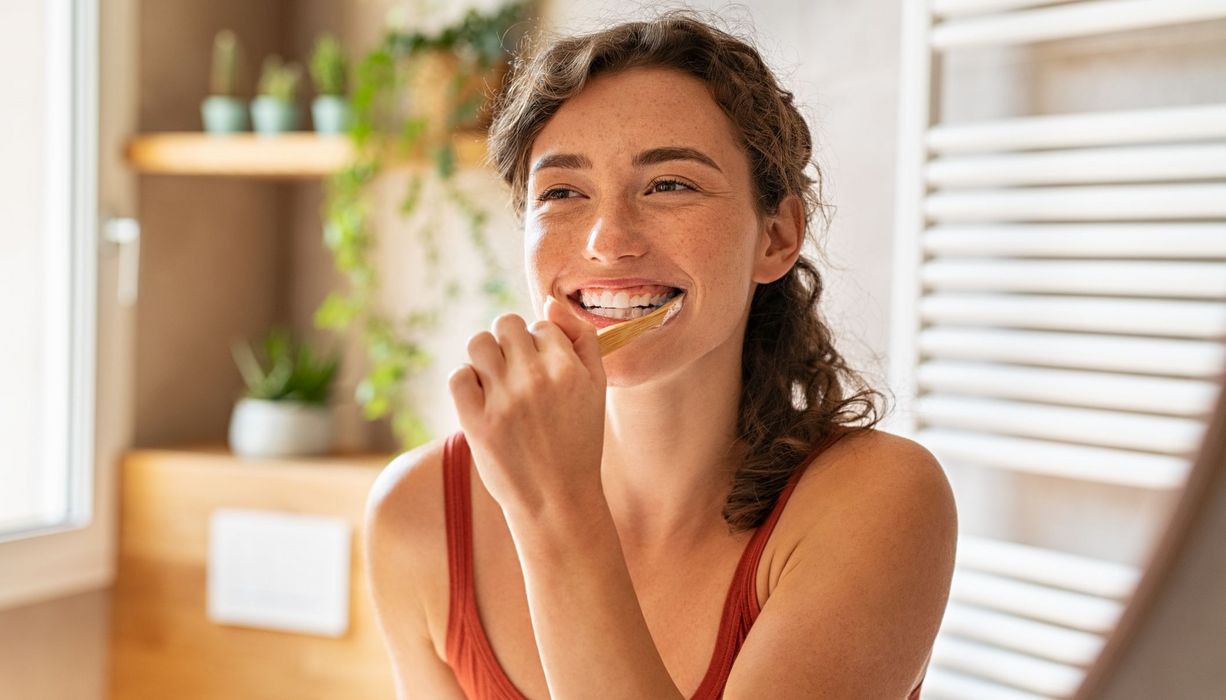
{"left": 0, "top": 0, "right": 103, "bottom": 609}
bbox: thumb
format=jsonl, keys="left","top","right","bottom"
{"left": 544, "top": 295, "right": 605, "bottom": 381}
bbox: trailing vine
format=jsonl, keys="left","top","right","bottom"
{"left": 315, "top": 2, "right": 530, "bottom": 449}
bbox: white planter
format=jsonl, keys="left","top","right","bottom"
{"left": 228, "top": 397, "right": 335, "bottom": 458}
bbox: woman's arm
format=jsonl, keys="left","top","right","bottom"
{"left": 364, "top": 447, "right": 469, "bottom": 700}
{"left": 504, "top": 489, "right": 687, "bottom": 700}
{"left": 449, "top": 301, "right": 686, "bottom": 699}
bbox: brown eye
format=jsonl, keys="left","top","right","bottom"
{"left": 649, "top": 178, "right": 696, "bottom": 194}
{"left": 537, "top": 187, "right": 578, "bottom": 202}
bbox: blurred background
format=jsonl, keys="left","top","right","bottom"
{"left": 1, "top": 0, "right": 1225, "bottom": 698}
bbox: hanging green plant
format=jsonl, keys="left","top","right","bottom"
{"left": 315, "top": 1, "right": 532, "bottom": 449}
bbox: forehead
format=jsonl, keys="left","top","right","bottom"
{"left": 529, "top": 66, "right": 745, "bottom": 171}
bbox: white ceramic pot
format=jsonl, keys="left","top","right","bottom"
{"left": 228, "top": 397, "right": 335, "bottom": 458}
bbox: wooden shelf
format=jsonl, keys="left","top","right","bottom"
{"left": 128, "top": 442, "right": 397, "bottom": 468}
{"left": 126, "top": 131, "right": 490, "bottom": 178}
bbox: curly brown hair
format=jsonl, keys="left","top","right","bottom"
{"left": 486, "top": 9, "right": 892, "bottom": 532}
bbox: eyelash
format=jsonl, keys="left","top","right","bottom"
{"left": 535, "top": 178, "right": 697, "bottom": 202}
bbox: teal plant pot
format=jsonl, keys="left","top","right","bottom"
{"left": 250, "top": 96, "right": 299, "bottom": 135}
{"left": 201, "top": 96, "right": 248, "bottom": 134}
{"left": 312, "top": 95, "right": 352, "bottom": 134}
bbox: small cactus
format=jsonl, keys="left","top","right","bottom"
{"left": 257, "top": 55, "right": 303, "bottom": 101}
{"left": 210, "top": 29, "right": 240, "bottom": 96}
{"left": 310, "top": 34, "right": 348, "bottom": 97}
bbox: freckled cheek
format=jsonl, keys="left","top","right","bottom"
{"left": 524, "top": 226, "right": 573, "bottom": 290}
{"left": 681, "top": 232, "right": 759, "bottom": 309}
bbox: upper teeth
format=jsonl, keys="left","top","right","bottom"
{"left": 579, "top": 289, "right": 674, "bottom": 309}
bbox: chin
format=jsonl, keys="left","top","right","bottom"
{"left": 601, "top": 344, "right": 691, "bottom": 389}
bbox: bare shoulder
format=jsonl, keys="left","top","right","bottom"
{"left": 366, "top": 437, "right": 448, "bottom": 540}
{"left": 793, "top": 427, "right": 957, "bottom": 536}
{"left": 775, "top": 426, "right": 959, "bottom": 603}
{"left": 363, "top": 437, "right": 453, "bottom": 660}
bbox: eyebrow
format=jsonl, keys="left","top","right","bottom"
{"left": 529, "top": 146, "right": 723, "bottom": 175}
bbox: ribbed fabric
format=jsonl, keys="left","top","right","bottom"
{"left": 443, "top": 430, "right": 925, "bottom": 699}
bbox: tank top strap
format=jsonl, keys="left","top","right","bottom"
{"left": 443, "top": 430, "right": 476, "bottom": 658}
{"left": 734, "top": 427, "right": 851, "bottom": 617}
{"left": 691, "top": 429, "right": 853, "bottom": 699}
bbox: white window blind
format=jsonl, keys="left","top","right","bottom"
{"left": 888, "top": 2, "right": 1226, "bottom": 698}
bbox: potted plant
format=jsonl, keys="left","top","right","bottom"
{"left": 228, "top": 328, "right": 341, "bottom": 458}
{"left": 315, "top": 1, "right": 531, "bottom": 449}
{"left": 309, "top": 34, "right": 351, "bottom": 134}
{"left": 201, "top": 29, "right": 248, "bottom": 134}
{"left": 250, "top": 55, "right": 302, "bottom": 135}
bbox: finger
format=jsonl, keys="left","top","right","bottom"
{"left": 544, "top": 295, "right": 605, "bottom": 383}
{"left": 491, "top": 313, "right": 538, "bottom": 362}
{"left": 527, "top": 318, "right": 572, "bottom": 360}
{"left": 448, "top": 364, "right": 484, "bottom": 423}
{"left": 465, "top": 331, "right": 505, "bottom": 387}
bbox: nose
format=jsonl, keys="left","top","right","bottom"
{"left": 584, "top": 198, "right": 648, "bottom": 263}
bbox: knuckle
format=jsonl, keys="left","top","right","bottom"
{"left": 466, "top": 331, "right": 494, "bottom": 353}
{"left": 492, "top": 312, "right": 525, "bottom": 333}
{"left": 523, "top": 363, "right": 548, "bottom": 384}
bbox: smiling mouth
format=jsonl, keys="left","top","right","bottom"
{"left": 568, "top": 286, "right": 685, "bottom": 321}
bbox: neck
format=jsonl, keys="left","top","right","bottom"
{"left": 600, "top": 329, "right": 747, "bottom": 556}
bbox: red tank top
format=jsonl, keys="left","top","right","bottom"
{"left": 442, "top": 430, "right": 925, "bottom": 699}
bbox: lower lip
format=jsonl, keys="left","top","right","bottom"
{"left": 566, "top": 295, "right": 684, "bottom": 331}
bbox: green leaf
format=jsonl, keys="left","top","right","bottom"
{"left": 434, "top": 142, "right": 455, "bottom": 178}
{"left": 314, "top": 291, "right": 359, "bottom": 330}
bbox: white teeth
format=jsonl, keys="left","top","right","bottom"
{"left": 576, "top": 287, "right": 682, "bottom": 317}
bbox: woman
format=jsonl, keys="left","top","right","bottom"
{"left": 365, "top": 11, "right": 957, "bottom": 699}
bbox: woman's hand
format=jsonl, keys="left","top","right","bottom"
{"left": 448, "top": 295, "right": 607, "bottom": 520}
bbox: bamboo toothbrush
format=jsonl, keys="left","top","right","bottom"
{"left": 596, "top": 293, "right": 685, "bottom": 357}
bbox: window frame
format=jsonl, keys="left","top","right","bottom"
{"left": 0, "top": 0, "right": 106, "bottom": 611}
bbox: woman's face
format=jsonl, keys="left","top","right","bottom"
{"left": 524, "top": 66, "right": 783, "bottom": 387}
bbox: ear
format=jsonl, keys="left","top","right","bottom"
{"left": 751, "top": 193, "right": 805, "bottom": 284}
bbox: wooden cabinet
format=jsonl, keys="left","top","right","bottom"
{"left": 107, "top": 447, "right": 397, "bottom": 700}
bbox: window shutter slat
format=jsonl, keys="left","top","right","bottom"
{"left": 925, "top": 666, "right": 1054, "bottom": 700}
{"left": 924, "top": 223, "right": 1226, "bottom": 259}
{"left": 917, "top": 395, "right": 1206, "bottom": 453}
{"left": 926, "top": 184, "right": 1226, "bottom": 222}
{"left": 933, "top": 0, "right": 1083, "bottom": 20}
{"left": 918, "top": 328, "right": 1226, "bottom": 378}
{"left": 920, "top": 294, "right": 1226, "bottom": 338}
{"left": 927, "top": 144, "right": 1226, "bottom": 188}
{"left": 941, "top": 603, "right": 1106, "bottom": 666}
{"left": 917, "top": 428, "right": 1188, "bottom": 488}
{"left": 917, "top": 362, "right": 1220, "bottom": 416}
{"left": 931, "top": 636, "right": 1085, "bottom": 697}
{"left": 951, "top": 571, "right": 1124, "bottom": 633}
{"left": 931, "top": 0, "right": 1226, "bottom": 49}
{"left": 922, "top": 260, "right": 1226, "bottom": 298}
{"left": 927, "top": 103, "right": 1226, "bottom": 153}
{"left": 956, "top": 536, "right": 1140, "bottom": 597}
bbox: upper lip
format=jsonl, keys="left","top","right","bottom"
{"left": 564, "top": 277, "right": 687, "bottom": 298}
